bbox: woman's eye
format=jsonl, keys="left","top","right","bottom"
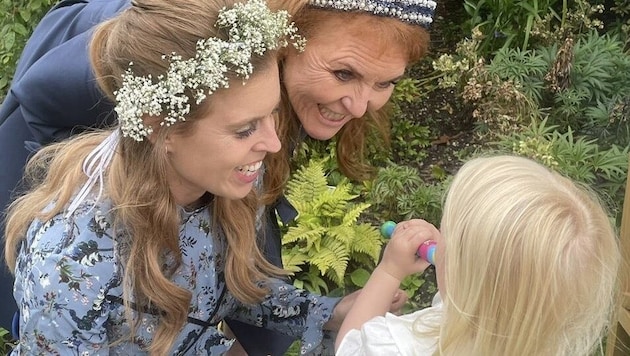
{"left": 236, "top": 123, "right": 257, "bottom": 139}
{"left": 333, "top": 70, "right": 354, "bottom": 82}
{"left": 376, "top": 81, "right": 396, "bottom": 90}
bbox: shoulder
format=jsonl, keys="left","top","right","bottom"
{"left": 24, "top": 198, "right": 117, "bottom": 260}
{"left": 336, "top": 307, "right": 441, "bottom": 356}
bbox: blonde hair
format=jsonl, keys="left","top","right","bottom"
{"left": 4, "top": 0, "right": 283, "bottom": 354}
{"left": 431, "top": 155, "right": 620, "bottom": 355}
{"left": 262, "top": 0, "right": 430, "bottom": 203}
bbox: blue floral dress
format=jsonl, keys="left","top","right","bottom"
{"left": 11, "top": 198, "right": 339, "bottom": 355}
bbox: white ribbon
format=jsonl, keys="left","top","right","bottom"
{"left": 64, "top": 130, "right": 120, "bottom": 218}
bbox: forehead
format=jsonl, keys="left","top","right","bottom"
{"left": 304, "top": 16, "right": 408, "bottom": 76}
{"left": 199, "top": 65, "right": 280, "bottom": 120}
{"left": 309, "top": 13, "right": 406, "bottom": 50}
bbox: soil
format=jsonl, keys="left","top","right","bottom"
{"left": 403, "top": 0, "right": 478, "bottom": 178}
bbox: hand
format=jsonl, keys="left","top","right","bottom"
{"left": 380, "top": 219, "right": 439, "bottom": 281}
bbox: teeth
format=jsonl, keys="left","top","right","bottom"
{"left": 237, "top": 161, "right": 263, "bottom": 176}
{"left": 319, "top": 105, "right": 346, "bottom": 121}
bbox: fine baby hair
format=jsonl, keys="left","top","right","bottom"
{"left": 436, "top": 155, "right": 620, "bottom": 355}
{"left": 336, "top": 155, "right": 621, "bottom": 355}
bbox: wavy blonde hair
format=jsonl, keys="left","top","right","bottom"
{"left": 262, "top": 0, "right": 430, "bottom": 203}
{"left": 5, "top": 0, "right": 283, "bottom": 354}
{"left": 429, "top": 155, "right": 620, "bottom": 355}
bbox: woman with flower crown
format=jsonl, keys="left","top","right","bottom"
{"left": 2, "top": 0, "right": 374, "bottom": 354}
{"left": 0, "top": 0, "right": 432, "bottom": 353}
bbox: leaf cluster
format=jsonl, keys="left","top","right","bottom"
{"left": 494, "top": 118, "right": 629, "bottom": 223}
{"left": 367, "top": 163, "right": 447, "bottom": 227}
{"left": 281, "top": 159, "right": 383, "bottom": 294}
{"left": 0, "top": 0, "right": 56, "bottom": 100}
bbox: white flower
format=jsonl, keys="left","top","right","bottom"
{"left": 114, "top": 0, "right": 303, "bottom": 142}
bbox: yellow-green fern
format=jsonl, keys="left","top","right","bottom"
{"left": 281, "top": 159, "right": 383, "bottom": 295}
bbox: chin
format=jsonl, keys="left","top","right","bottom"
{"left": 303, "top": 124, "right": 338, "bottom": 141}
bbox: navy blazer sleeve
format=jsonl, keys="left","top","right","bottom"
{"left": 12, "top": 31, "right": 116, "bottom": 144}
{"left": 2, "top": 0, "right": 129, "bottom": 144}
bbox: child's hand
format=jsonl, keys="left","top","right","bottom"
{"left": 378, "top": 219, "right": 439, "bottom": 281}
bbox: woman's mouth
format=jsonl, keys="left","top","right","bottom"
{"left": 236, "top": 160, "right": 263, "bottom": 176}
{"left": 318, "top": 105, "right": 347, "bottom": 122}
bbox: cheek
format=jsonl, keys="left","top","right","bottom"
{"left": 372, "top": 89, "right": 395, "bottom": 110}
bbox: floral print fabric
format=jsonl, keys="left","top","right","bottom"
{"left": 12, "top": 198, "right": 339, "bottom": 355}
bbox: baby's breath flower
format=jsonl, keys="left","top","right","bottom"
{"left": 114, "top": 0, "right": 303, "bottom": 141}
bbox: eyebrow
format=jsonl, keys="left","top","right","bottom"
{"left": 227, "top": 101, "right": 281, "bottom": 129}
{"left": 343, "top": 62, "right": 405, "bottom": 83}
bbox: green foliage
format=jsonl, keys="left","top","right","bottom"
{"left": 495, "top": 118, "right": 629, "bottom": 222}
{"left": 463, "top": 0, "right": 563, "bottom": 54}
{"left": 388, "top": 78, "right": 433, "bottom": 163}
{"left": 391, "top": 119, "right": 432, "bottom": 164}
{"left": 281, "top": 159, "right": 383, "bottom": 295}
{"left": 549, "top": 32, "right": 630, "bottom": 145}
{"left": 0, "top": 327, "right": 15, "bottom": 354}
{"left": 463, "top": 30, "right": 630, "bottom": 148}
{"left": 487, "top": 47, "right": 548, "bottom": 101}
{"left": 0, "top": 0, "right": 56, "bottom": 100}
{"left": 367, "top": 163, "right": 447, "bottom": 226}
{"left": 392, "top": 77, "right": 423, "bottom": 106}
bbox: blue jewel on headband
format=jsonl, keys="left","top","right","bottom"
{"left": 308, "top": 0, "right": 437, "bottom": 28}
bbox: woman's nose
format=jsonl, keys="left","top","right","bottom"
{"left": 340, "top": 92, "right": 370, "bottom": 118}
{"left": 258, "top": 117, "right": 281, "bottom": 153}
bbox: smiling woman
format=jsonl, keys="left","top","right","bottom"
{"left": 165, "top": 63, "right": 281, "bottom": 204}
{"left": 263, "top": 0, "right": 435, "bottom": 204}
{"left": 2, "top": 0, "right": 353, "bottom": 354}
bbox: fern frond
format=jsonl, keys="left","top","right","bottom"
{"left": 281, "top": 247, "right": 309, "bottom": 274}
{"left": 282, "top": 225, "right": 326, "bottom": 245}
{"left": 341, "top": 202, "right": 371, "bottom": 226}
{"left": 350, "top": 224, "right": 384, "bottom": 262}
{"left": 286, "top": 159, "right": 328, "bottom": 203}
{"left": 327, "top": 225, "right": 356, "bottom": 246}
{"left": 310, "top": 240, "right": 349, "bottom": 285}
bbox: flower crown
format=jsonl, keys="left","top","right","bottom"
{"left": 308, "top": 0, "right": 437, "bottom": 28}
{"left": 114, "top": 0, "right": 305, "bottom": 142}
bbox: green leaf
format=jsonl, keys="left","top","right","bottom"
{"left": 349, "top": 268, "right": 371, "bottom": 287}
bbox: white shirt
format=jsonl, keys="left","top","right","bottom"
{"left": 336, "top": 293, "right": 443, "bottom": 356}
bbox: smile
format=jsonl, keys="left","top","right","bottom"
{"left": 318, "top": 105, "right": 347, "bottom": 122}
{"left": 237, "top": 161, "right": 263, "bottom": 176}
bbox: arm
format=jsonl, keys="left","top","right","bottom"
{"left": 335, "top": 219, "right": 439, "bottom": 350}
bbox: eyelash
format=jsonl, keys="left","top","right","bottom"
{"left": 334, "top": 70, "right": 399, "bottom": 89}
{"left": 376, "top": 80, "right": 398, "bottom": 89}
{"left": 236, "top": 122, "right": 258, "bottom": 139}
{"left": 334, "top": 70, "right": 353, "bottom": 82}
{"left": 235, "top": 110, "right": 279, "bottom": 139}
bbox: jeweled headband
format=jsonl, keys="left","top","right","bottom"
{"left": 308, "top": 0, "right": 436, "bottom": 28}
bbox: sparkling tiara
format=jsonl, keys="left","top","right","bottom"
{"left": 308, "top": 0, "right": 437, "bottom": 28}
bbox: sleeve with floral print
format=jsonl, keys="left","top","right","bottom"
{"left": 231, "top": 278, "right": 341, "bottom": 355}
{"left": 12, "top": 206, "right": 120, "bottom": 355}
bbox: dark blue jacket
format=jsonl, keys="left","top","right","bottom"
{"left": 0, "top": 1, "right": 293, "bottom": 354}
